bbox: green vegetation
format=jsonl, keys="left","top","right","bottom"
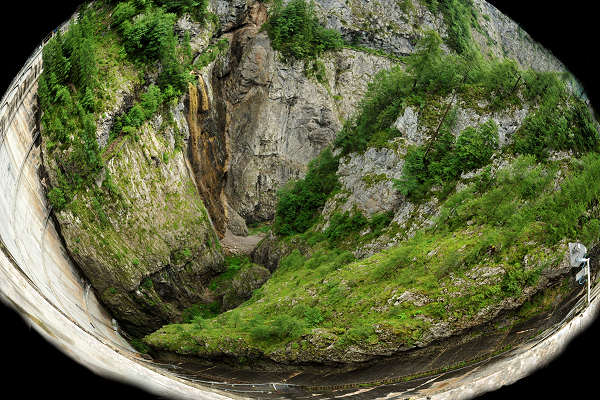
{"left": 40, "top": 1, "right": 211, "bottom": 211}
{"left": 154, "top": 0, "right": 211, "bottom": 22}
{"left": 325, "top": 210, "right": 394, "bottom": 245}
{"left": 130, "top": 337, "right": 151, "bottom": 353}
{"left": 144, "top": 12, "right": 600, "bottom": 363}
{"left": 361, "top": 173, "right": 388, "bottom": 188}
{"left": 263, "top": 0, "right": 343, "bottom": 81}
{"left": 437, "top": 154, "right": 600, "bottom": 247}
{"left": 180, "top": 256, "right": 270, "bottom": 324}
{"left": 111, "top": 1, "right": 199, "bottom": 94}
{"left": 38, "top": 0, "right": 599, "bottom": 367}
{"left": 336, "top": 32, "right": 515, "bottom": 156}
{"left": 335, "top": 31, "right": 597, "bottom": 202}
{"left": 247, "top": 222, "right": 272, "bottom": 235}
{"left": 264, "top": 0, "right": 343, "bottom": 61}
{"left": 38, "top": 10, "right": 103, "bottom": 211}
{"left": 513, "top": 71, "right": 599, "bottom": 159}
{"left": 395, "top": 118, "right": 499, "bottom": 200}
{"left": 146, "top": 152, "right": 600, "bottom": 359}
{"left": 193, "top": 38, "right": 230, "bottom": 69}
{"left": 207, "top": 256, "right": 250, "bottom": 291}
{"left": 39, "top": 2, "right": 222, "bottom": 322}
{"left": 181, "top": 302, "right": 221, "bottom": 323}
{"left": 422, "top": 0, "right": 478, "bottom": 55}
{"left": 274, "top": 148, "right": 340, "bottom": 235}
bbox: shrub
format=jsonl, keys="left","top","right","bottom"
{"left": 453, "top": 119, "right": 498, "bottom": 171}
{"left": 279, "top": 250, "right": 306, "bottom": 271}
{"left": 181, "top": 302, "right": 220, "bottom": 322}
{"left": 422, "top": 0, "right": 477, "bottom": 55}
{"left": 338, "top": 324, "right": 375, "bottom": 346}
{"left": 335, "top": 31, "right": 466, "bottom": 156}
{"left": 155, "top": 0, "right": 210, "bottom": 22}
{"left": 121, "top": 8, "right": 177, "bottom": 62}
{"left": 264, "top": 0, "right": 343, "bottom": 62}
{"left": 513, "top": 93, "right": 599, "bottom": 159}
{"left": 274, "top": 148, "right": 340, "bottom": 235}
{"left": 395, "top": 119, "right": 497, "bottom": 201}
{"left": 141, "top": 278, "right": 154, "bottom": 290}
{"left": 112, "top": 2, "right": 138, "bottom": 32}
{"left": 48, "top": 188, "right": 67, "bottom": 211}
{"left": 39, "top": 9, "right": 103, "bottom": 210}
{"left": 325, "top": 211, "right": 369, "bottom": 243}
{"left": 304, "top": 307, "right": 324, "bottom": 326}
{"left": 111, "top": 85, "right": 166, "bottom": 137}
{"left": 250, "top": 315, "right": 307, "bottom": 342}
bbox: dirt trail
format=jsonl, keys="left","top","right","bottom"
{"left": 220, "top": 229, "right": 265, "bottom": 256}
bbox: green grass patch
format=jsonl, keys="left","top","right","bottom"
{"left": 145, "top": 153, "right": 600, "bottom": 360}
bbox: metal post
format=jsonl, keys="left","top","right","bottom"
{"left": 587, "top": 258, "right": 591, "bottom": 305}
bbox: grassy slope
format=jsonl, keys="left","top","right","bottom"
{"left": 145, "top": 154, "right": 600, "bottom": 361}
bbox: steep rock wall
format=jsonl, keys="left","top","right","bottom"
{"left": 42, "top": 100, "right": 224, "bottom": 336}
{"left": 202, "top": 5, "right": 392, "bottom": 224}
{"left": 205, "top": 0, "right": 575, "bottom": 227}
{"left": 312, "top": 0, "right": 569, "bottom": 73}
{"left": 187, "top": 78, "right": 229, "bottom": 237}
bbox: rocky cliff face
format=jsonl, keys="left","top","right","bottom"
{"left": 186, "top": 78, "right": 229, "bottom": 237}
{"left": 42, "top": 93, "right": 224, "bottom": 336}
{"left": 206, "top": 0, "right": 576, "bottom": 229}
{"left": 312, "top": 0, "right": 568, "bottom": 72}
{"left": 202, "top": 3, "right": 393, "bottom": 225}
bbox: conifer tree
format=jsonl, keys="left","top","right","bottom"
{"left": 42, "top": 33, "right": 70, "bottom": 86}
{"left": 71, "top": 38, "right": 98, "bottom": 92}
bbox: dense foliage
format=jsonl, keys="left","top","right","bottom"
{"left": 324, "top": 210, "right": 394, "bottom": 245}
{"left": 40, "top": 1, "right": 210, "bottom": 211}
{"left": 145, "top": 150, "right": 600, "bottom": 359}
{"left": 264, "top": 0, "right": 343, "bottom": 61}
{"left": 423, "top": 0, "right": 478, "bottom": 55}
{"left": 263, "top": 0, "right": 342, "bottom": 81}
{"left": 38, "top": 11, "right": 102, "bottom": 210}
{"left": 514, "top": 71, "right": 599, "bottom": 159}
{"left": 436, "top": 154, "right": 600, "bottom": 246}
{"left": 335, "top": 32, "right": 518, "bottom": 156}
{"left": 335, "top": 31, "right": 598, "bottom": 201}
{"left": 111, "top": 1, "right": 198, "bottom": 93}
{"left": 274, "top": 148, "right": 340, "bottom": 235}
{"left": 396, "top": 118, "right": 499, "bottom": 200}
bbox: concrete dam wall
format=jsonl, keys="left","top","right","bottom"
{"left": 1, "top": 14, "right": 600, "bottom": 400}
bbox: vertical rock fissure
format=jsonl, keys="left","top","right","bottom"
{"left": 187, "top": 76, "right": 229, "bottom": 238}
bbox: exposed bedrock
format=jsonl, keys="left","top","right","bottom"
{"left": 205, "top": 0, "right": 574, "bottom": 228}
{"left": 187, "top": 78, "right": 229, "bottom": 238}
{"left": 41, "top": 95, "right": 225, "bottom": 336}
{"left": 203, "top": 10, "right": 392, "bottom": 224}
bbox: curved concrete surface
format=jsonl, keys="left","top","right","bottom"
{"left": 1, "top": 14, "right": 599, "bottom": 400}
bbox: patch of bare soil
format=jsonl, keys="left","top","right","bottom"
{"left": 221, "top": 229, "right": 265, "bottom": 256}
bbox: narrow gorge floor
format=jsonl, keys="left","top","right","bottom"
{"left": 221, "top": 230, "right": 267, "bottom": 256}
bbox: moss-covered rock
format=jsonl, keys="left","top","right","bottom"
{"left": 43, "top": 103, "right": 224, "bottom": 336}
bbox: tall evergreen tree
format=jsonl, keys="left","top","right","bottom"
{"left": 42, "top": 32, "right": 71, "bottom": 86}
{"left": 71, "top": 38, "right": 98, "bottom": 92}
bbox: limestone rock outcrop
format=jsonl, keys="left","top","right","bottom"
{"left": 204, "top": 0, "right": 576, "bottom": 228}
{"left": 203, "top": 19, "right": 392, "bottom": 224}
{"left": 42, "top": 96, "right": 224, "bottom": 336}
